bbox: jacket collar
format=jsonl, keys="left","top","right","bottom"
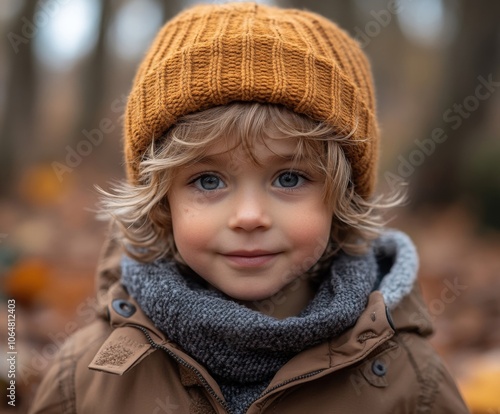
{"left": 90, "top": 235, "right": 433, "bottom": 381}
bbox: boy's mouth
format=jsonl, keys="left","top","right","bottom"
{"left": 221, "top": 250, "right": 280, "bottom": 268}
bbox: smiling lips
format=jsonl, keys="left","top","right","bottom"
{"left": 222, "top": 250, "right": 280, "bottom": 268}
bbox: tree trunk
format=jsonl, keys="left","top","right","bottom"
{"left": 0, "top": 1, "right": 37, "bottom": 194}
{"left": 410, "top": 0, "right": 500, "bottom": 207}
{"left": 73, "top": 1, "right": 112, "bottom": 145}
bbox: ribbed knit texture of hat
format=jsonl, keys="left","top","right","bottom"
{"left": 124, "top": 2, "right": 379, "bottom": 198}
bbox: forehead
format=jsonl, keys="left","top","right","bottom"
{"left": 201, "top": 134, "right": 302, "bottom": 164}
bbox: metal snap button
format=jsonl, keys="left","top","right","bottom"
{"left": 372, "top": 359, "right": 387, "bottom": 377}
{"left": 112, "top": 299, "right": 136, "bottom": 318}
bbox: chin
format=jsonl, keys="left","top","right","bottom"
{"left": 221, "top": 284, "right": 283, "bottom": 303}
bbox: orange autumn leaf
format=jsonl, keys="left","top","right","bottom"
{"left": 18, "top": 164, "right": 71, "bottom": 205}
{"left": 459, "top": 361, "right": 500, "bottom": 413}
{"left": 3, "top": 258, "right": 51, "bottom": 305}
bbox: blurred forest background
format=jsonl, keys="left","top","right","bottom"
{"left": 0, "top": 0, "right": 499, "bottom": 412}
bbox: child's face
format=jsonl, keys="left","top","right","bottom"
{"left": 167, "top": 135, "right": 332, "bottom": 302}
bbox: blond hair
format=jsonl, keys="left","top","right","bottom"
{"left": 98, "top": 102, "right": 402, "bottom": 263}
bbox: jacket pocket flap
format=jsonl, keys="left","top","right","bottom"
{"left": 88, "top": 326, "right": 153, "bottom": 375}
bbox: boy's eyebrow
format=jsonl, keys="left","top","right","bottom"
{"left": 194, "top": 155, "right": 220, "bottom": 166}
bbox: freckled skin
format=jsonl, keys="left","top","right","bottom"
{"left": 168, "top": 136, "right": 332, "bottom": 317}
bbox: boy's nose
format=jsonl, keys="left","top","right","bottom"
{"left": 227, "top": 188, "right": 272, "bottom": 232}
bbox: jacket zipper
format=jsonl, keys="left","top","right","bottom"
{"left": 132, "top": 324, "right": 325, "bottom": 413}
{"left": 258, "top": 369, "right": 325, "bottom": 400}
{"left": 132, "top": 324, "right": 233, "bottom": 414}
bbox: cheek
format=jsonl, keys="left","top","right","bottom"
{"left": 287, "top": 204, "right": 332, "bottom": 257}
{"left": 170, "top": 203, "right": 215, "bottom": 252}
{"left": 292, "top": 215, "right": 331, "bottom": 245}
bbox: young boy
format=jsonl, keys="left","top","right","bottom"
{"left": 30, "top": 3, "right": 470, "bottom": 413}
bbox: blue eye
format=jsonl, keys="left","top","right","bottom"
{"left": 273, "top": 172, "right": 305, "bottom": 188}
{"left": 193, "top": 174, "right": 225, "bottom": 191}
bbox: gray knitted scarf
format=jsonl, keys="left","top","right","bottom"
{"left": 121, "top": 230, "right": 417, "bottom": 413}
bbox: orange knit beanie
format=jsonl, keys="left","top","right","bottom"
{"left": 124, "top": 2, "right": 379, "bottom": 198}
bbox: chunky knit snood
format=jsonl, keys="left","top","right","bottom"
{"left": 121, "top": 230, "right": 418, "bottom": 414}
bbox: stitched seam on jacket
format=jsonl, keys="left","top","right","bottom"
{"left": 397, "top": 335, "right": 441, "bottom": 414}
{"left": 57, "top": 346, "right": 77, "bottom": 414}
{"left": 55, "top": 323, "right": 111, "bottom": 413}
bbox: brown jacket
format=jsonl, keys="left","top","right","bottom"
{"left": 30, "top": 239, "right": 470, "bottom": 414}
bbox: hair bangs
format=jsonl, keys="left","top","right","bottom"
{"left": 98, "top": 102, "right": 404, "bottom": 263}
